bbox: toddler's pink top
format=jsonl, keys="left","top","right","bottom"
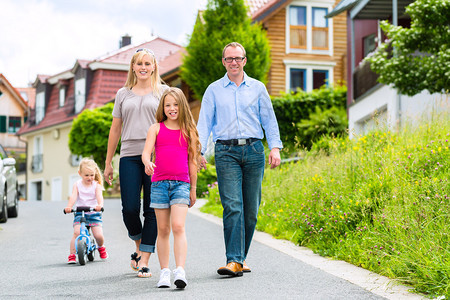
{"left": 152, "top": 122, "right": 190, "bottom": 183}
{"left": 76, "top": 179, "right": 98, "bottom": 210}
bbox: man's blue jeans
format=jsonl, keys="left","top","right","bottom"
{"left": 119, "top": 155, "right": 157, "bottom": 253}
{"left": 214, "top": 140, "right": 265, "bottom": 265}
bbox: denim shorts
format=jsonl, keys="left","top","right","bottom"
{"left": 73, "top": 212, "right": 103, "bottom": 227}
{"left": 151, "top": 180, "right": 190, "bottom": 209}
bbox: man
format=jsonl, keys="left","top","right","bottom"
{"left": 197, "top": 42, "right": 282, "bottom": 277}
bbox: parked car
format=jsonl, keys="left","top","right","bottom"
{"left": 0, "top": 144, "right": 19, "bottom": 223}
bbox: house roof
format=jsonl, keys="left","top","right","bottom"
{"left": 249, "top": 0, "right": 291, "bottom": 22}
{"left": 326, "top": 0, "right": 412, "bottom": 20}
{"left": 0, "top": 73, "right": 28, "bottom": 110}
{"left": 16, "top": 87, "right": 36, "bottom": 109}
{"left": 326, "top": 0, "right": 358, "bottom": 18}
{"left": 159, "top": 48, "right": 186, "bottom": 78}
{"left": 18, "top": 37, "right": 184, "bottom": 136}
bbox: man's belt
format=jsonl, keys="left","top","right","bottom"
{"left": 216, "top": 138, "right": 259, "bottom": 146}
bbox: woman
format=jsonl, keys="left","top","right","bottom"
{"left": 104, "top": 48, "right": 167, "bottom": 278}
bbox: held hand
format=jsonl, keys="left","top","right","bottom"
{"left": 144, "top": 162, "right": 156, "bottom": 176}
{"left": 268, "top": 148, "right": 281, "bottom": 169}
{"left": 189, "top": 189, "right": 196, "bottom": 208}
{"left": 199, "top": 156, "right": 207, "bottom": 170}
{"left": 64, "top": 207, "right": 73, "bottom": 214}
{"left": 104, "top": 163, "right": 114, "bottom": 185}
{"left": 95, "top": 205, "right": 103, "bottom": 212}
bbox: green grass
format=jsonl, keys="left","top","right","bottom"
{"left": 201, "top": 112, "right": 449, "bottom": 298}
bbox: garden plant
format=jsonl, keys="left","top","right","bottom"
{"left": 201, "top": 111, "right": 449, "bottom": 298}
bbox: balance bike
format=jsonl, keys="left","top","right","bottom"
{"left": 64, "top": 206, "right": 104, "bottom": 265}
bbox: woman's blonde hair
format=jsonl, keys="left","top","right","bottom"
{"left": 78, "top": 158, "right": 103, "bottom": 186}
{"left": 124, "top": 49, "right": 165, "bottom": 98}
{"left": 155, "top": 87, "right": 201, "bottom": 168}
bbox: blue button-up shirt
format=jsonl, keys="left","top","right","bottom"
{"left": 197, "top": 72, "right": 283, "bottom": 154}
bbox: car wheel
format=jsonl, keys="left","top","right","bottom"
{"left": 0, "top": 190, "right": 7, "bottom": 223}
{"left": 7, "top": 185, "right": 18, "bottom": 218}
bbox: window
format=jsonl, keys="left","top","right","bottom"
{"left": 313, "top": 70, "right": 329, "bottom": 90}
{"left": 8, "top": 116, "right": 21, "bottom": 133}
{"left": 59, "top": 86, "right": 66, "bottom": 107}
{"left": 289, "top": 6, "right": 307, "bottom": 49}
{"left": 312, "top": 7, "right": 328, "bottom": 50}
{"left": 32, "top": 136, "right": 43, "bottom": 173}
{"left": 35, "top": 92, "right": 45, "bottom": 124}
{"left": 75, "top": 78, "right": 86, "bottom": 114}
{"left": 0, "top": 115, "right": 6, "bottom": 133}
{"left": 285, "top": 60, "right": 334, "bottom": 92}
{"left": 363, "top": 33, "right": 376, "bottom": 57}
{"left": 288, "top": 3, "right": 331, "bottom": 52}
{"left": 290, "top": 69, "right": 306, "bottom": 91}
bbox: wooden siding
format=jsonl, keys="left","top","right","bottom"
{"left": 263, "top": 0, "right": 347, "bottom": 96}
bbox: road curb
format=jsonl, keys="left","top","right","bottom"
{"left": 189, "top": 200, "right": 426, "bottom": 300}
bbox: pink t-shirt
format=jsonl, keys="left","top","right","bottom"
{"left": 151, "top": 122, "right": 190, "bottom": 183}
{"left": 76, "top": 179, "right": 98, "bottom": 209}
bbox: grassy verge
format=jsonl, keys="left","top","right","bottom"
{"left": 201, "top": 113, "right": 449, "bottom": 298}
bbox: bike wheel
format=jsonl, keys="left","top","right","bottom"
{"left": 77, "top": 239, "right": 87, "bottom": 265}
{"left": 87, "top": 237, "right": 96, "bottom": 261}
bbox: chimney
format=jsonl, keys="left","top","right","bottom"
{"left": 120, "top": 34, "right": 131, "bottom": 48}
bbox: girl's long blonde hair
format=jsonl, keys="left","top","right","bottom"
{"left": 78, "top": 158, "right": 103, "bottom": 186}
{"left": 124, "top": 49, "right": 165, "bottom": 98}
{"left": 155, "top": 87, "right": 201, "bottom": 168}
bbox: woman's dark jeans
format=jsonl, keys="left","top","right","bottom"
{"left": 119, "top": 155, "right": 157, "bottom": 253}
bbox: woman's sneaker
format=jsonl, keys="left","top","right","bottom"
{"left": 67, "top": 254, "right": 76, "bottom": 264}
{"left": 98, "top": 246, "right": 108, "bottom": 260}
{"left": 173, "top": 266, "right": 187, "bottom": 289}
{"left": 157, "top": 268, "right": 171, "bottom": 288}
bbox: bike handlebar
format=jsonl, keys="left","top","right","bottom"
{"left": 63, "top": 206, "right": 105, "bottom": 214}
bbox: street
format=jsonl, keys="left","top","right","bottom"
{"left": 0, "top": 200, "right": 422, "bottom": 299}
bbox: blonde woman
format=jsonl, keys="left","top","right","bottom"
{"left": 104, "top": 48, "right": 168, "bottom": 278}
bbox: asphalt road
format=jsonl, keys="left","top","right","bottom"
{"left": 0, "top": 199, "right": 422, "bottom": 299}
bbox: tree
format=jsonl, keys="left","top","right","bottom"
{"left": 181, "top": 0, "right": 271, "bottom": 100}
{"left": 68, "top": 103, "right": 118, "bottom": 170}
{"left": 366, "top": 0, "right": 450, "bottom": 96}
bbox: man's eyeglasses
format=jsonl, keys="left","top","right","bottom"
{"left": 223, "top": 57, "right": 245, "bottom": 63}
{"left": 136, "top": 48, "right": 155, "bottom": 56}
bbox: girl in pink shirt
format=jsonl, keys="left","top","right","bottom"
{"left": 142, "top": 87, "right": 201, "bottom": 289}
{"left": 64, "top": 158, "right": 108, "bottom": 263}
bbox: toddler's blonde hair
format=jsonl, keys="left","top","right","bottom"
{"left": 78, "top": 158, "right": 103, "bottom": 186}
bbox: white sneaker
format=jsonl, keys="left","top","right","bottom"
{"left": 157, "top": 268, "right": 171, "bottom": 288}
{"left": 173, "top": 266, "right": 187, "bottom": 289}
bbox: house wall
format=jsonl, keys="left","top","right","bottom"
{"left": 25, "top": 124, "right": 79, "bottom": 201}
{"left": 349, "top": 85, "right": 449, "bottom": 137}
{"left": 0, "top": 84, "right": 27, "bottom": 150}
{"left": 263, "top": 0, "right": 347, "bottom": 96}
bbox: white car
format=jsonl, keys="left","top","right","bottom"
{"left": 0, "top": 144, "right": 19, "bottom": 223}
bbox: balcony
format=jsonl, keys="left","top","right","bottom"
{"left": 353, "top": 60, "right": 380, "bottom": 101}
{"left": 31, "top": 154, "right": 43, "bottom": 173}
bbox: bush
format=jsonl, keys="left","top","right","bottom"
{"left": 271, "top": 85, "right": 347, "bottom": 152}
{"left": 196, "top": 165, "right": 217, "bottom": 198}
{"left": 297, "top": 106, "right": 348, "bottom": 149}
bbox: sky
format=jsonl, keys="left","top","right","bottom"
{"left": 0, "top": 0, "right": 209, "bottom": 88}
